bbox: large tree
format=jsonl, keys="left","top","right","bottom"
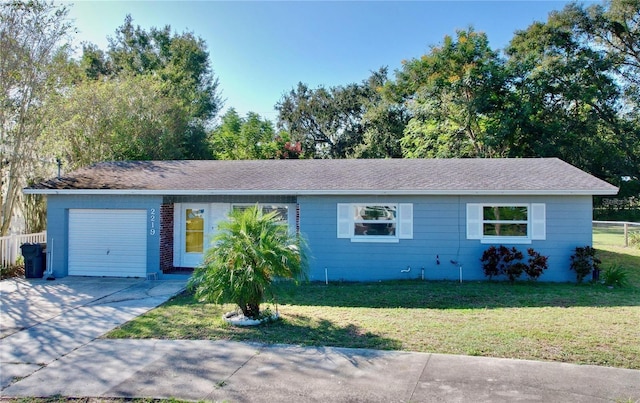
{"left": 107, "top": 15, "right": 222, "bottom": 122}
{"left": 276, "top": 68, "right": 405, "bottom": 159}
{"left": 276, "top": 82, "right": 367, "bottom": 158}
{"left": 555, "top": 0, "right": 640, "bottom": 179}
{"left": 43, "top": 74, "right": 196, "bottom": 169}
{"left": 0, "top": 0, "right": 73, "bottom": 235}
{"left": 43, "top": 14, "right": 225, "bottom": 169}
{"left": 504, "top": 6, "right": 627, "bottom": 181}
{"left": 395, "top": 28, "right": 510, "bottom": 159}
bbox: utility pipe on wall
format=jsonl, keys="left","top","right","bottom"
{"left": 451, "top": 260, "right": 462, "bottom": 283}
{"left": 45, "top": 238, "right": 55, "bottom": 280}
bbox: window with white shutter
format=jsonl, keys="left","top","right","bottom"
{"left": 467, "top": 203, "right": 546, "bottom": 244}
{"left": 337, "top": 203, "right": 413, "bottom": 243}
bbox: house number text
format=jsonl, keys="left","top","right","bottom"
{"left": 149, "top": 208, "right": 156, "bottom": 235}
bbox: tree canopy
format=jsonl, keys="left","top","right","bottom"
{"left": 395, "top": 28, "right": 509, "bottom": 159}
{"left": 5, "top": 0, "right": 639, "bottom": 234}
{"left": 48, "top": 14, "right": 224, "bottom": 169}
{"left": 275, "top": 0, "right": 638, "bottom": 185}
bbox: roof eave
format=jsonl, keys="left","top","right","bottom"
{"left": 23, "top": 188, "right": 619, "bottom": 196}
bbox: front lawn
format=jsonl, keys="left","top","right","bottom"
{"left": 106, "top": 244, "right": 640, "bottom": 369}
{"left": 593, "top": 223, "right": 640, "bottom": 247}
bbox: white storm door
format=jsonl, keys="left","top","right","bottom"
{"left": 181, "top": 204, "right": 208, "bottom": 268}
{"left": 68, "top": 209, "right": 147, "bottom": 277}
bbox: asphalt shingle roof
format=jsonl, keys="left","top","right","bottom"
{"left": 25, "top": 158, "right": 618, "bottom": 195}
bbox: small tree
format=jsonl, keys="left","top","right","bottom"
{"left": 570, "top": 246, "right": 601, "bottom": 283}
{"left": 188, "top": 206, "right": 306, "bottom": 319}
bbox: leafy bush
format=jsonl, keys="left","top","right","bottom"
{"left": 525, "top": 248, "right": 549, "bottom": 281}
{"left": 0, "top": 263, "right": 25, "bottom": 280}
{"left": 480, "top": 246, "right": 502, "bottom": 279}
{"left": 481, "top": 245, "right": 524, "bottom": 283}
{"left": 602, "top": 265, "right": 629, "bottom": 288}
{"left": 570, "top": 246, "right": 601, "bottom": 283}
{"left": 505, "top": 262, "right": 527, "bottom": 284}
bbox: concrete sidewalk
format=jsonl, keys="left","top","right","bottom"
{"left": 0, "top": 276, "right": 188, "bottom": 390}
{"left": 2, "top": 339, "right": 639, "bottom": 402}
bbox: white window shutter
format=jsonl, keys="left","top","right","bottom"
{"left": 337, "top": 204, "right": 352, "bottom": 238}
{"left": 466, "top": 204, "right": 482, "bottom": 239}
{"left": 398, "top": 203, "right": 413, "bottom": 239}
{"left": 530, "top": 203, "right": 546, "bottom": 240}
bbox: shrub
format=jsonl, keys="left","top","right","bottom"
{"left": 480, "top": 246, "right": 502, "bottom": 279}
{"left": 0, "top": 264, "right": 24, "bottom": 280}
{"left": 602, "top": 264, "right": 629, "bottom": 288}
{"left": 525, "top": 248, "right": 549, "bottom": 281}
{"left": 481, "top": 245, "right": 524, "bottom": 283}
{"left": 505, "top": 262, "right": 527, "bottom": 284}
{"left": 570, "top": 246, "right": 601, "bottom": 283}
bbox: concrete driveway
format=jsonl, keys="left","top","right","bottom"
{"left": 0, "top": 276, "right": 188, "bottom": 390}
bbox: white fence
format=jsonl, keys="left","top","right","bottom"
{"left": 0, "top": 231, "right": 47, "bottom": 267}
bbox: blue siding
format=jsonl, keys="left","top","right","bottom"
{"left": 46, "top": 192, "right": 593, "bottom": 282}
{"left": 299, "top": 195, "right": 593, "bottom": 282}
{"left": 46, "top": 194, "right": 162, "bottom": 278}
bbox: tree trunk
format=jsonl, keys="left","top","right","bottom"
{"left": 241, "top": 302, "right": 261, "bottom": 319}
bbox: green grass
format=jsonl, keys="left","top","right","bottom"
{"left": 593, "top": 224, "right": 640, "bottom": 247}
{"left": 106, "top": 244, "right": 640, "bottom": 370}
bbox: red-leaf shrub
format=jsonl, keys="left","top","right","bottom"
{"left": 525, "top": 248, "right": 548, "bottom": 281}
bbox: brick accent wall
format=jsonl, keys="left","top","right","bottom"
{"left": 160, "top": 203, "right": 174, "bottom": 272}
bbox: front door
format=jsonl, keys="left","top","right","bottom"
{"left": 181, "top": 204, "right": 207, "bottom": 267}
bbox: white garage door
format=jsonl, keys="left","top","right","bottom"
{"left": 69, "top": 209, "right": 147, "bottom": 277}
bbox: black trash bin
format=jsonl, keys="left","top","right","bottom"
{"left": 20, "top": 243, "right": 45, "bottom": 279}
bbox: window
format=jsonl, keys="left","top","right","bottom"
{"left": 185, "top": 208, "right": 205, "bottom": 253}
{"left": 338, "top": 203, "right": 413, "bottom": 242}
{"left": 467, "top": 203, "right": 545, "bottom": 244}
{"left": 233, "top": 204, "right": 289, "bottom": 224}
{"left": 483, "top": 206, "right": 528, "bottom": 237}
{"left": 354, "top": 205, "right": 397, "bottom": 237}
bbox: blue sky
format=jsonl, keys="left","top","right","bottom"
{"left": 65, "top": 1, "right": 586, "bottom": 122}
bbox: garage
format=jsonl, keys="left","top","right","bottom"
{"left": 68, "top": 209, "right": 147, "bottom": 277}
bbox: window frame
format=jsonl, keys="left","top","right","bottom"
{"left": 466, "top": 203, "right": 546, "bottom": 244}
{"left": 482, "top": 204, "right": 529, "bottom": 241}
{"left": 338, "top": 203, "right": 413, "bottom": 243}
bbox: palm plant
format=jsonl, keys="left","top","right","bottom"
{"left": 188, "top": 205, "right": 307, "bottom": 319}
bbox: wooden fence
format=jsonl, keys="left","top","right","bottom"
{"left": 0, "top": 232, "right": 47, "bottom": 267}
